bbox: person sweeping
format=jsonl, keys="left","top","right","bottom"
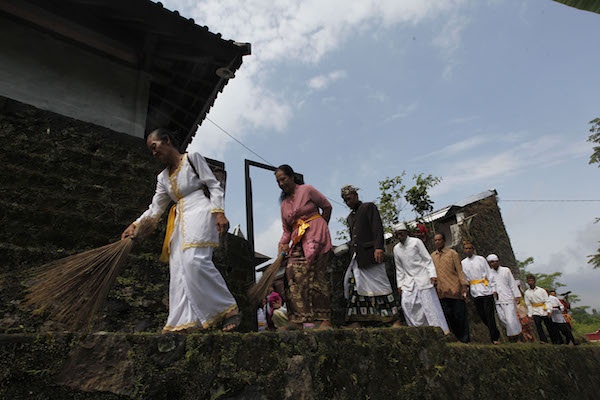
{"left": 122, "top": 128, "right": 239, "bottom": 333}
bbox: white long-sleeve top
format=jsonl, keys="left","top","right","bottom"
{"left": 489, "top": 266, "right": 521, "bottom": 304}
{"left": 136, "top": 152, "right": 225, "bottom": 249}
{"left": 461, "top": 255, "right": 495, "bottom": 297}
{"left": 548, "top": 295, "right": 566, "bottom": 323}
{"left": 524, "top": 286, "right": 552, "bottom": 317}
{"left": 393, "top": 236, "right": 437, "bottom": 291}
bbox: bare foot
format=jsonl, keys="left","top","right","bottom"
{"left": 222, "top": 312, "right": 241, "bottom": 332}
{"left": 315, "top": 320, "right": 333, "bottom": 330}
{"left": 391, "top": 320, "right": 403, "bottom": 328}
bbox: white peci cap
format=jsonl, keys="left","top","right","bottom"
{"left": 486, "top": 254, "right": 499, "bottom": 262}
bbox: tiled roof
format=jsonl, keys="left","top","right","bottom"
{"left": 1, "top": 0, "right": 251, "bottom": 148}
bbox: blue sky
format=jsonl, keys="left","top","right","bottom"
{"left": 159, "top": 0, "right": 600, "bottom": 310}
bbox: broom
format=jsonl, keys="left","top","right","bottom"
{"left": 247, "top": 251, "right": 287, "bottom": 305}
{"left": 24, "top": 217, "right": 158, "bottom": 331}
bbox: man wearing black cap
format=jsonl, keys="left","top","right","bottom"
{"left": 340, "top": 185, "right": 400, "bottom": 328}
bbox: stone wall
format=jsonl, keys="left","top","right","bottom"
{"left": 1, "top": 330, "right": 599, "bottom": 400}
{"left": 0, "top": 98, "right": 255, "bottom": 334}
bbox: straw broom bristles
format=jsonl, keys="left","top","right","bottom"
{"left": 247, "top": 252, "right": 287, "bottom": 305}
{"left": 24, "top": 217, "right": 158, "bottom": 331}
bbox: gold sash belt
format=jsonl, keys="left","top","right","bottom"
{"left": 160, "top": 204, "right": 177, "bottom": 263}
{"left": 532, "top": 302, "right": 547, "bottom": 309}
{"left": 291, "top": 214, "right": 322, "bottom": 247}
{"left": 469, "top": 278, "right": 489, "bottom": 286}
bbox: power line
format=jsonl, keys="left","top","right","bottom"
{"left": 206, "top": 117, "right": 346, "bottom": 208}
{"left": 206, "top": 118, "right": 600, "bottom": 209}
{"left": 501, "top": 199, "right": 600, "bottom": 202}
{"left": 206, "top": 117, "right": 274, "bottom": 167}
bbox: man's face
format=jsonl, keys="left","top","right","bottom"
{"left": 527, "top": 277, "right": 536, "bottom": 289}
{"left": 433, "top": 234, "right": 445, "bottom": 250}
{"left": 463, "top": 243, "right": 475, "bottom": 257}
{"left": 342, "top": 192, "right": 360, "bottom": 210}
{"left": 488, "top": 259, "right": 500, "bottom": 270}
{"left": 395, "top": 230, "right": 408, "bottom": 243}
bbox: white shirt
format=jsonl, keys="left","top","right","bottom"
{"left": 548, "top": 295, "right": 566, "bottom": 323}
{"left": 393, "top": 236, "right": 437, "bottom": 291}
{"left": 524, "top": 286, "right": 552, "bottom": 317}
{"left": 136, "top": 152, "right": 225, "bottom": 248}
{"left": 489, "top": 266, "right": 521, "bottom": 304}
{"left": 461, "top": 255, "right": 494, "bottom": 297}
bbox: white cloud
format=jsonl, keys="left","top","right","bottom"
{"left": 307, "top": 70, "right": 348, "bottom": 90}
{"left": 429, "top": 135, "right": 589, "bottom": 194}
{"left": 160, "top": 0, "right": 471, "bottom": 154}
{"left": 187, "top": 69, "right": 292, "bottom": 157}
{"left": 524, "top": 222, "right": 600, "bottom": 308}
{"left": 254, "top": 217, "right": 284, "bottom": 259}
{"left": 383, "top": 101, "right": 419, "bottom": 123}
{"left": 432, "top": 14, "right": 470, "bottom": 79}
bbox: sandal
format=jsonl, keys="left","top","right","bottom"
{"left": 222, "top": 313, "right": 242, "bottom": 332}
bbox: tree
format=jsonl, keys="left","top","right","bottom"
{"left": 376, "top": 174, "right": 406, "bottom": 232}
{"left": 376, "top": 173, "right": 441, "bottom": 233}
{"left": 588, "top": 117, "right": 600, "bottom": 166}
{"left": 587, "top": 117, "right": 600, "bottom": 268}
{"left": 336, "top": 172, "right": 441, "bottom": 240}
{"left": 589, "top": 247, "right": 600, "bottom": 269}
{"left": 404, "top": 174, "right": 442, "bottom": 220}
{"left": 516, "top": 257, "right": 575, "bottom": 300}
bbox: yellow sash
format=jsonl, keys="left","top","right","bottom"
{"left": 532, "top": 302, "right": 546, "bottom": 309}
{"left": 469, "top": 278, "right": 489, "bottom": 286}
{"left": 160, "top": 204, "right": 177, "bottom": 263}
{"left": 291, "top": 214, "right": 322, "bottom": 247}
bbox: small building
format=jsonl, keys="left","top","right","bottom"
{"left": 0, "top": 0, "right": 250, "bottom": 145}
{"left": 413, "top": 189, "right": 518, "bottom": 272}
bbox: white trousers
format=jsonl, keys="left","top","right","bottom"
{"left": 496, "top": 302, "right": 522, "bottom": 337}
{"left": 401, "top": 286, "right": 449, "bottom": 333}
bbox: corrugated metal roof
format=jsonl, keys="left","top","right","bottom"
{"left": 411, "top": 189, "right": 498, "bottom": 224}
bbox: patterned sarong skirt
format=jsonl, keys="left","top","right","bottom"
{"left": 284, "top": 244, "right": 331, "bottom": 324}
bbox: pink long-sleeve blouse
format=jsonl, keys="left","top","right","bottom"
{"left": 279, "top": 184, "right": 332, "bottom": 264}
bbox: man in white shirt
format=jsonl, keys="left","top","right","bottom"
{"left": 548, "top": 289, "right": 578, "bottom": 345}
{"left": 461, "top": 242, "right": 500, "bottom": 344}
{"left": 392, "top": 223, "right": 449, "bottom": 333}
{"left": 524, "top": 275, "right": 559, "bottom": 343}
{"left": 486, "top": 254, "right": 522, "bottom": 340}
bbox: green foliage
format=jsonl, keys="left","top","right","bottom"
{"left": 516, "top": 256, "right": 535, "bottom": 284}
{"left": 516, "top": 257, "right": 568, "bottom": 292}
{"left": 404, "top": 174, "right": 442, "bottom": 219}
{"left": 376, "top": 174, "right": 406, "bottom": 232}
{"left": 571, "top": 305, "right": 600, "bottom": 336}
{"left": 588, "top": 117, "right": 600, "bottom": 166}
{"left": 375, "top": 173, "right": 441, "bottom": 233}
{"left": 553, "top": 0, "right": 600, "bottom": 15}
{"left": 588, "top": 244, "right": 600, "bottom": 269}
{"left": 587, "top": 118, "right": 600, "bottom": 268}
{"left": 335, "top": 216, "right": 350, "bottom": 242}
{"left": 534, "top": 272, "right": 566, "bottom": 291}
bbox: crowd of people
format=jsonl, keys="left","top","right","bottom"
{"left": 125, "top": 130, "right": 576, "bottom": 343}
{"left": 259, "top": 180, "right": 579, "bottom": 345}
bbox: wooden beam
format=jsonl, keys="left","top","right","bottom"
{"left": 0, "top": 0, "right": 139, "bottom": 65}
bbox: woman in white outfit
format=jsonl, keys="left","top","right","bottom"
{"left": 122, "top": 128, "right": 239, "bottom": 333}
